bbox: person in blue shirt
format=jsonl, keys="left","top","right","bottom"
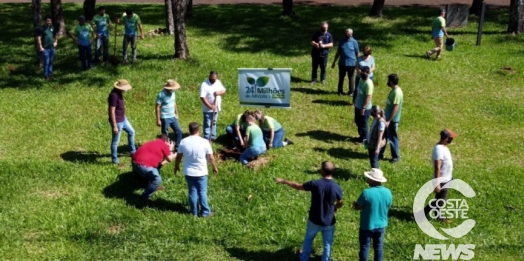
{"left": 310, "top": 21, "right": 333, "bottom": 85}
{"left": 332, "top": 28, "right": 359, "bottom": 96}
{"left": 91, "top": 6, "right": 113, "bottom": 62}
{"left": 155, "top": 80, "right": 182, "bottom": 152}
{"left": 353, "top": 168, "right": 392, "bottom": 261}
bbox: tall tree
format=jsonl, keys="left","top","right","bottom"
{"left": 470, "top": 0, "right": 483, "bottom": 16}
{"left": 369, "top": 0, "right": 385, "bottom": 17}
{"left": 83, "top": 0, "right": 96, "bottom": 21}
{"left": 508, "top": 0, "right": 524, "bottom": 33}
{"left": 32, "top": 0, "right": 42, "bottom": 64}
{"left": 282, "top": 0, "right": 295, "bottom": 16}
{"left": 50, "top": 0, "right": 66, "bottom": 36}
{"left": 187, "top": 0, "right": 193, "bottom": 18}
{"left": 173, "top": 0, "right": 190, "bottom": 59}
{"left": 165, "top": 0, "right": 175, "bottom": 35}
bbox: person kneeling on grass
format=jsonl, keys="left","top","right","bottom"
{"left": 239, "top": 115, "right": 266, "bottom": 165}
{"left": 131, "top": 134, "right": 177, "bottom": 202}
{"left": 254, "top": 110, "right": 293, "bottom": 149}
{"left": 225, "top": 110, "right": 252, "bottom": 148}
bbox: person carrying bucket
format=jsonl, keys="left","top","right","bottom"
{"left": 426, "top": 8, "right": 450, "bottom": 59}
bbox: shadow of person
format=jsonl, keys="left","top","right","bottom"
{"left": 296, "top": 130, "right": 348, "bottom": 143}
{"left": 61, "top": 145, "right": 136, "bottom": 164}
{"left": 226, "top": 246, "right": 299, "bottom": 261}
{"left": 313, "top": 147, "right": 368, "bottom": 160}
{"left": 304, "top": 167, "right": 360, "bottom": 181}
{"left": 312, "top": 99, "right": 352, "bottom": 106}
{"left": 389, "top": 206, "right": 414, "bottom": 222}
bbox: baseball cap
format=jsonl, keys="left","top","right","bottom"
{"left": 440, "top": 129, "right": 458, "bottom": 139}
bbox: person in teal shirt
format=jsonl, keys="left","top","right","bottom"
{"left": 91, "top": 6, "right": 113, "bottom": 62}
{"left": 380, "top": 74, "right": 404, "bottom": 164}
{"left": 117, "top": 8, "right": 144, "bottom": 64}
{"left": 239, "top": 115, "right": 266, "bottom": 165}
{"left": 68, "top": 16, "right": 94, "bottom": 71}
{"left": 426, "top": 8, "right": 450, "bottom": 59}
{"left": 254, "top": 110, "right": 293, "bottom": 149}
{"left": 354, "top": 66, "right": 374, "bottom": 143}
{"left": 353, "top": 168, "right": 392, "bottom": 261}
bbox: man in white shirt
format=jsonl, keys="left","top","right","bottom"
{"left": 200, "top": 71, "right": 226, "bottom": 140}
{"left": 423, "top": 128, "right": 457, "bottom": 223}
{"left": 175, "top": 122, "right": 218, "bottom": 217}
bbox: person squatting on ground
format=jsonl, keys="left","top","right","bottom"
{"left": 156, "top": 80, "right": 182, "bottom": 151}
{"left": 332, "top": 28, "right": 359, "bottom": 96}
{"left": 132, "top": 134, "right": 177, "bottom": 202}
{"left": 353, "top": 168, "right": 392, "bottom": 261}
{"left": 355, "top": 46, "right": 375, "bottom": 104}
{"left": 354, "top": 66, "right": 374, "bottom": 143}
{"left": 380, "top": 74, "right": 403, "bottom": 164}
{"left": 200, "top": 71, "right": 226, "bottom": 141}
{"left": 117, "top": 8, "right": 144, "bottom": 64}
{"left": 91, "top": 6, "right": 113, "bottom": 63}
{"left": 367, "top": 105, "right": 387, "bottom": 169}
{"left": 310, "top": 21, "right": 333, "bottom": 85}
{"left": 37, "top": 15, "right": 58, "bottom": 80}
{"left": 239, "top": 115, "right": 266, "bottom": 165}
{"left": 68, "top": 15, "right": 94, "bottom": 71}
{"left": 426, "top": 8, "right": 450, "bottom": 59}
{"left": 254, "top": 110, "right": 294, "bottom": 149}
{"left": 422, "top": 129, "right": 458, "bottom": 223}
{"left": 175, "top": 122, "right": 218, "bottom": 217}
{"left": 108, "top": 79, "right": 136, "bottom": 164}
{"left": 225, "top": 110, "right": 253, "bottom": 148}
{"left": 276, "top": 161, "right": 343, "bottom": 261}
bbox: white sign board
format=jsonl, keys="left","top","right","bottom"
{"left": 238, "top": 68, "right": 291, "bottom": 108}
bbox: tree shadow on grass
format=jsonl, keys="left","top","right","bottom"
{"left": 312, "top": 99, "right": 351, "bottom": 106}
{"left": 102, "top": 171, "right": 189, "bottom": 213}
{"left": 291, "top": 87, "right": 335, "bottom": 95}
{"left": 226, "top": 246, "right": 299, "bottom": 261}
{"left": 389, "top": 206, "right": 414, "bottom": 222}
{"left": 295, "top": 130, "right": 348, "bottom": 143}
{"left": 313, "top": 147, "right": 368, "bottom": 160}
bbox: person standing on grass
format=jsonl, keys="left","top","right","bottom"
{"left": 91, "top": 6, "right": 113, "bottom": 63}
{"left": 310, "top": 21, "right": 333, "bottom": 85}
{"left": 37, "top": 15, "right": 58, "bottom": 80}
{"left": 69, "top": 16, "right": 94, "bottom": 71}
{"left": 132, "top": 134, "right": 177, "bottom": 202}
{"left": 353, "top": 168, "right": 392, "bottom": 261}
{"left": 200, "top": 71, "right": 226, "bottom": 141}
{"left": 225, "top": 110, "right": 252, "bottom": 148}
{"left": 108, "top": 79, "right": 136, "bottom": 164}
{"left": 254, "top": 110, "right": 294, "bottom": 149}
{"left": 426, "top": 8, "right": 450, "bottom": 59}
{"left": 355, "top": 46, "right": 375, "bottom": 104}
{"left": 175, "top": 122, "right": 218, "bottom": 218}
{"left": 332, "top": 28, "right": 359, "bottom": 96}
{"left": 156, "top": 80, "right": 182, "bottom": 152}
{"left": 354, "top": 66, "right": 374, "bottom": 143}
{"left": 422, "top": 129, "right": 458, "bottom": 224}
{"left": 380, "top": 74, "right": 403, "bottom": 164}
{"left": 116, "top": 8, "right": 144, "bottom": 64}
{"left": 239, "top": 115, "right": 266, "bottom": 166}
{"left": 275, "top": 161, "right": 343, "bottom": 261}
{"left": 367, "top": 105, "right": 386, "bottom": 169}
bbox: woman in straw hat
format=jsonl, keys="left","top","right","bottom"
{"left": 108, "top": 79, "right": 136, "bottom": 164}
{"left": 156, "top": 79, "right": 182, "bottom": 151}
{"left": 367, "top": 105, "right": 386, "bottom": 169}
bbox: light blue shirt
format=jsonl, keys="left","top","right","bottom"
{"left": 337, "top": 37, "right": 359, "bottom": 66}
{"left": 357, "top": 186, "right": 392, "bottom": 230}
{"left": 156, "top": 90, "right": 176, "bottom": 119}
{"left": 356, "top": 55, "right": 375, "bottom": 79}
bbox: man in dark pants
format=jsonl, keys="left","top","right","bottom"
{"left": 423, "top": 129, "right": 458, "bottom": 224}
{"left": 91, "top": 6, "right": 113, "bottom": 63}
{"left": 332, "top": 28, "right": 359, "bottom": 96}
{"left": 69, "top": 16, "right": 94, "bottom": 71}
{"left": 354, "top": 66, "right": 374, "bottom": 143}
{"left": 310, "top": 21, "right": 333, "bottom": 85}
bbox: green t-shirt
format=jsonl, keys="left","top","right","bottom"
{"left": 260, "top": 116, "right": 282, "bottom": 132}
{"left": 385, "top": 87, "right": 403, "bottom": 122}
{"left": 74, "top": 24, "right": 93, "bottom": 46}
{"left": 355, "top": 79, "right": 374, "bottom": 110}
{"left": 39, "top": 25, "right": 56, "bottom": 49}
{"left": 121, "top": 13, "right": 141, "bottom": 35}
{"left": 432, "top": 16, "right": 446, "bottom": 37}
{"left": 231, "top": 114, "right": 249, "bottom": 130}
{"left": 246, "top": 124, "right": 265, "bottom": 148}
{"left": 356, "top": 186, "right": 392, "bottom": 230}
{"left": 93, "top": 13, "right": 112, "bottom": 35}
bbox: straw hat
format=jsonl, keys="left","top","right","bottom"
{"left": 114, "top": 79, "right": 132, "bottom": 91}
{"left": 163, "top": 80, "right": 181, "bottom": 90}
{"left": 364, "top": 168, "right": 387, "bottom": 183}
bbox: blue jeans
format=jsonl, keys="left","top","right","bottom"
{"left": 263, "top": 128, "right": 285, "bottom": 148}
{"left": 368, "top": 148, "right": 380, "bottom": 169}
{"left": 203, "top": 112, "right": 219, "bottom": 140}
{"left": 300, "top": 220, "right": 335, "bottom": 261}
{"left": 359, "top": 228, "right": 385, "bottom": 261}
{"left": 132, "top": 162, "right": 161, "bottom": 200}
{"left": 379, "top": 122, "right": 400, "bottom": 160}
{"left": 95, "top": 34, "right": 109, "bottom": 62}
{"left": 354, "top": 107, "right": 371, "bottom": 141}
{"left": 43, "top": 48, "right": 55, "bottom": 77}
{"left": 354, "top": 76, "right": 374, "bottom": 104}
{"left": 110, "top": 117, "right": 136, "bottom": 163}
{"left": 225, "top": 125, "right": 245, "bottom": 144}
{"left": 78, "top": 44, "right": 92, "bottom": 70}
{"left": 311, "top": 54, "right": 328, "bottom": 81}
{"left": 239, "top": 146, "right": 266, "bottom": 165}
{"left": 161, "top": 117, "right": 182, "bottom": 151}
{"left": 185, "top": 175, "right": 211, "bottom": 217}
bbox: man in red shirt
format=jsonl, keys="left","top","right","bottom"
{"left": 132, "top": 134, "right": 177, "bottom": 201}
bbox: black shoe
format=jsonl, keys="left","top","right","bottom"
{"left": 390, "top": 158, "right": 400, "bottom": 163}
{"left": 285, "top": 138, "right": 294, "bottom": 145}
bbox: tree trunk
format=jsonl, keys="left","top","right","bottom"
{"left": 32, "top": 0, "right": 42, "bottom": 65}
{"left": 282, "top": 0, "right": 295, "bottom": 16}
{"left": 369, "top": 0, "right": 386, "bottom": 17}
{"left": 173, "top": 0, "right": 190, "bottom": 59}
{"left": 165, "top": 0, "right": 175, "bottom": 35}
{"left": 470, "top": 0, "right": 483, "bottom": 16}
{"left": 187, "top": 0, "right": 193, "bottom": 18}
{"left": 50, "top": 0, "right": 66, "bottom": 36}
{"left": 83, "top": 0, "right": 96, "bottom": 21}
{"left": 508, "top": 0, "right": 524, "bottom": 33}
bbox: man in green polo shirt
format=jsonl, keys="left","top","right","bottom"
{"left": 91, "top": 6, "right": 113, "bottom": 63}
{"left": 380, "top": 74, "right": 404, "bottom": 164}
{"left": 37, "top": 15, "right": 58, "bottom": 80}
{"left": 117, "top": 8, "right": 144, "bottom": 64}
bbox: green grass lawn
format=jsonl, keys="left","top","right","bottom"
{"left": 1, "top": 2, "right": 524, "bottom": 260}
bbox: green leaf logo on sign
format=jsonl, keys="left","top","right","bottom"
{"left": 247, "top": 76, "right": 270, "bottom": 88}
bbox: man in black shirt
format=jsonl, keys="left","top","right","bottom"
{"left": 310, "top": 22, "right": 333, "bottom": 85}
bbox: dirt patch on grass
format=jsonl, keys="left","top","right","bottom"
{"left": 34, "top": 190, "right": 69, "bottom": 199}
{"left": 217, "top": 147, "right": 271, "bottom": 170}
{"left": 107, "top": 224, "right": 124, "bottom": 235}
{"left": 246, "top": 155, "right": 271, "bottom": 170}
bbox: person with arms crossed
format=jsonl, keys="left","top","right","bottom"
{"left": 156, "top": 80, "right": 182, "bottom": 152}
{"left": 200, "top": 71, "right": 226, "bottom": 141}
{"left": 108, "top": 79, "right": 136, "bottom": 164}
{"left": 37, "top": 15, "right": 58, "bottom": 80}
{"left": 310, "top": 21, "right": 333, "bottom": 85}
